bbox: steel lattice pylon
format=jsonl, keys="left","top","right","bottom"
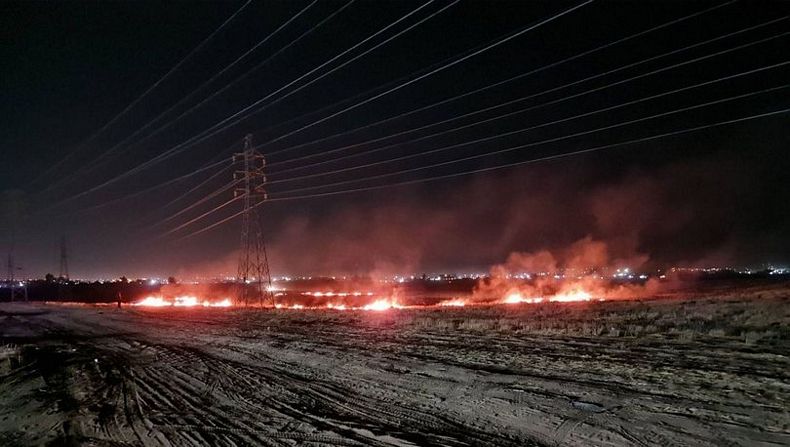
{"left": 59, "top": 235, "right": 69, "bottom": 281}
{"left": 234, "top": 134, "right": 274, "bottom": 308}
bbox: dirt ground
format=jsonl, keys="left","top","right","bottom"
{"left": 1, "top": 284, "right": 788, "bottom": 446}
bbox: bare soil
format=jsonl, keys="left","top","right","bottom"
{"left": 1, "top": 284, "right": 788, "bottom": 446}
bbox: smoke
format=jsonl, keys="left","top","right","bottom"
{"left": 262, "top": 203, "right": 459, "bottom": 276}
{"left": 174, "top": 148, "right": 786, "bottom": 279}
{"left": 474, "top": 235, "right": 660, "bottom": 303}
{"left": 262, "top": 154, "right": 754, "bottom": 275}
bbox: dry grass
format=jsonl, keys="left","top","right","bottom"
{"left": 406, "top": 284, "right": 790, "bottom": 346}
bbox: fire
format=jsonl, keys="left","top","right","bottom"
{"left": 361, "top": 299, "right": 401, "bottom": 311}
{"left": 502, "top": 289, "right": 595, "bottom": 304}
{"left": 303, "top": 290, "right": 374, "bottom": 297}
{"left": 549, "top": 289, "right": 592, "bottom": 302}
{"left": 133, "top": 286, "right": 596, "bottom": 310}
{"left": 174, "top": 295, "right": 198, "bottom": 306}
{"left": 134, "top": 295, "right": 233, "bottom": 308}
{"left": 503, "top": 292, "right": 543, "bottom": 304}
{"left": 206, "top": 298, "right": 232, "bottom": 307}
{"left": 273, "top": 298, "right": 403, "bottom": 311}
{"left": 504, "top": 292, "right": 523, "bottom": 304}
{"left": 135, "top": 296, "right": 170, "bottom": 307}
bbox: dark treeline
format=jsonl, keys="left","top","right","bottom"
{"left": 0, "top": 279, "right": 245, "bottom": 303}
{"left": 0, "top": 280, "right": 160, "bottom": 303}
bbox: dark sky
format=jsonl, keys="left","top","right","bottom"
{"left": 1, "top": 0, "right": 788, "bottom": 279}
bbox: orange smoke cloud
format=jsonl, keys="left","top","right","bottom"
{"left": 474, "top": 236, "right": 659, "bottom": 304}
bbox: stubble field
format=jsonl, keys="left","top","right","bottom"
{"left": 1, "top": 282, "right": 788, "bottom": 446}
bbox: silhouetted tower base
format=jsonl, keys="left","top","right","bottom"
{"left": 58, "top": 235, "right": 71, "bottom": 301}
{"left": 234, "top": 134, "right": 274, "bottom": 308}
{"left": 6, "top": 253, "right": 14, "bottom": 302}
{"left": 59, "top": 235, "right": 69, "bottom": 281}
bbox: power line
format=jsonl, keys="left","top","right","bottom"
{"left": 125, "top": 1, "right": 456, "bottom": 175}
{"left": 160, "top": 196, "right": 243, "bottom": 237}
{"left": 158, "top": 63, "right": 788, "bottom": 237}
{"left": 41, "top": 5, "right": 768, "bottom": 228}
{"left": 31, "top": 0, "right": 253, "bottom": 189}
{"left": 52, "top": 8, "right": 466, "bottom": 223}
{"left": 265, "top": 58, "right": 789, "bottom": 188}
{"left": 130, "top": 7, "right": 581, "bottom": 230}
{"left": 260, "top": 0, "right": 744, "bottom": 162}
{"left": 175, "top": 107, "right": 790, "bottom": 240}
{"left": 62, "top": 49, "right": 778, "bottom": 221}
{"left": 56, "top": 0, "right": 322, "bottom": 187}
{"left": 45, "top": 0, "right": 354, "bottom": 211}
{"left": 215, "top": 31, "right": 486, "bottom": 159}
{"left": 46, "top": 139, "right": 242, "bottom": 216}
{"left": 61, "top": 157, "right": 232, "bottom": 216}
{"left": 151, "top": 1, "right": 597, "bottom": 237}
{"left": 157, "top": 165, "right": 235, "bottom": 213}
{"left": 267, "top": 84, "right": 788, "bottom": 196}
{"left": 154, "top": 178, "right": 241, "bottom": 229}
{"left": 51, "top": 7, "right": 782, "bottom": 238}
{"left": 116, "top": 0, "right": 355, "bottom": 165}
{"left": 269, "top": 61, "right": 790, "bottom": 185}
{"left": 254, "top": 0, "right": 596, "bottom": 154}
{"left": 65, "top": 0, "right": 590, "bottom": 204}
{"left": 233, "top": 0, "right": 598, "bottom": 164}
{"left": 266, "top": 15, "right": 788, "bottom": 173}
{"left": 267, "top": 108, "right": 790, "bottom": 203}
{"left": 53, "top": 0, "right": 442, "bottom": 206}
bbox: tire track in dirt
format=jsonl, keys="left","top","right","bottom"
{"left": 8, "top": 303, "right": 788, "bottom": 447}
{"left": 135, "top": 361, "right": 276, "bottom": 446}
{"left": 170, "top": 341, "right": 536, "bottom": 446}
{"left": 128, "top": 340, "right": 400, "bottom": 446}
{"left": 140, "top": 322, "right": 773, "bottom": 446}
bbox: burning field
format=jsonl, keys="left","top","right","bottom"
{"left": 1, "top": 280, "right": 789, "bottom": 446}
{"left": 128, "top": 237, "right": 669, "bottom": 311}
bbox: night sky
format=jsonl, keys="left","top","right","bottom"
{"left": 1, "top": 0, "right": 788, "bottom": 279}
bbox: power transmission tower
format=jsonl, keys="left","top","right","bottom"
{"left": 233, "top": 134, "right": 274, "bottom": 308}
{"left": 59, "top": 235, "right": 69, "bottom": 281}
{"left": 6, "top": 253, "right": 13, "bottom": 302}
{"left": 58, "top": 235, "right": 71, "bottom": 301}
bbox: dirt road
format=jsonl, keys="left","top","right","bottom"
{"left": 1, "top": 296, "right": 788, "bottom": 446}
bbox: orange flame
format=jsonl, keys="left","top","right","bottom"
{"left": 361, "top": 299, "right": 402, "bottom": 311}
{"left": 134, "top": 295, "right": 233, "bottom": 308}
{"left": 549, "top": 289, "right": 593, "bottom": 302}
{"left": 503, "top": 292, "right": 543, "bottom": 304}
{"left": 134, "top": 296, "right": 170, "bottom": 307}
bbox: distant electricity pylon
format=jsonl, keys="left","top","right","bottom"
{"left": 59, "top": 235, "right": 69, "bottom": 281}
{"left": 6, "top": 253, "right": 14, "bottom": 302}
{"left": 233, "top": 134, "right": 274, "bottom": 308}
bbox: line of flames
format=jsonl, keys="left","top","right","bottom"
{"left": 133, "top": 296, "right": 232, "bottom": 308}
{"left": 133, "top": 290, "right": 601, "bottom": 310}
